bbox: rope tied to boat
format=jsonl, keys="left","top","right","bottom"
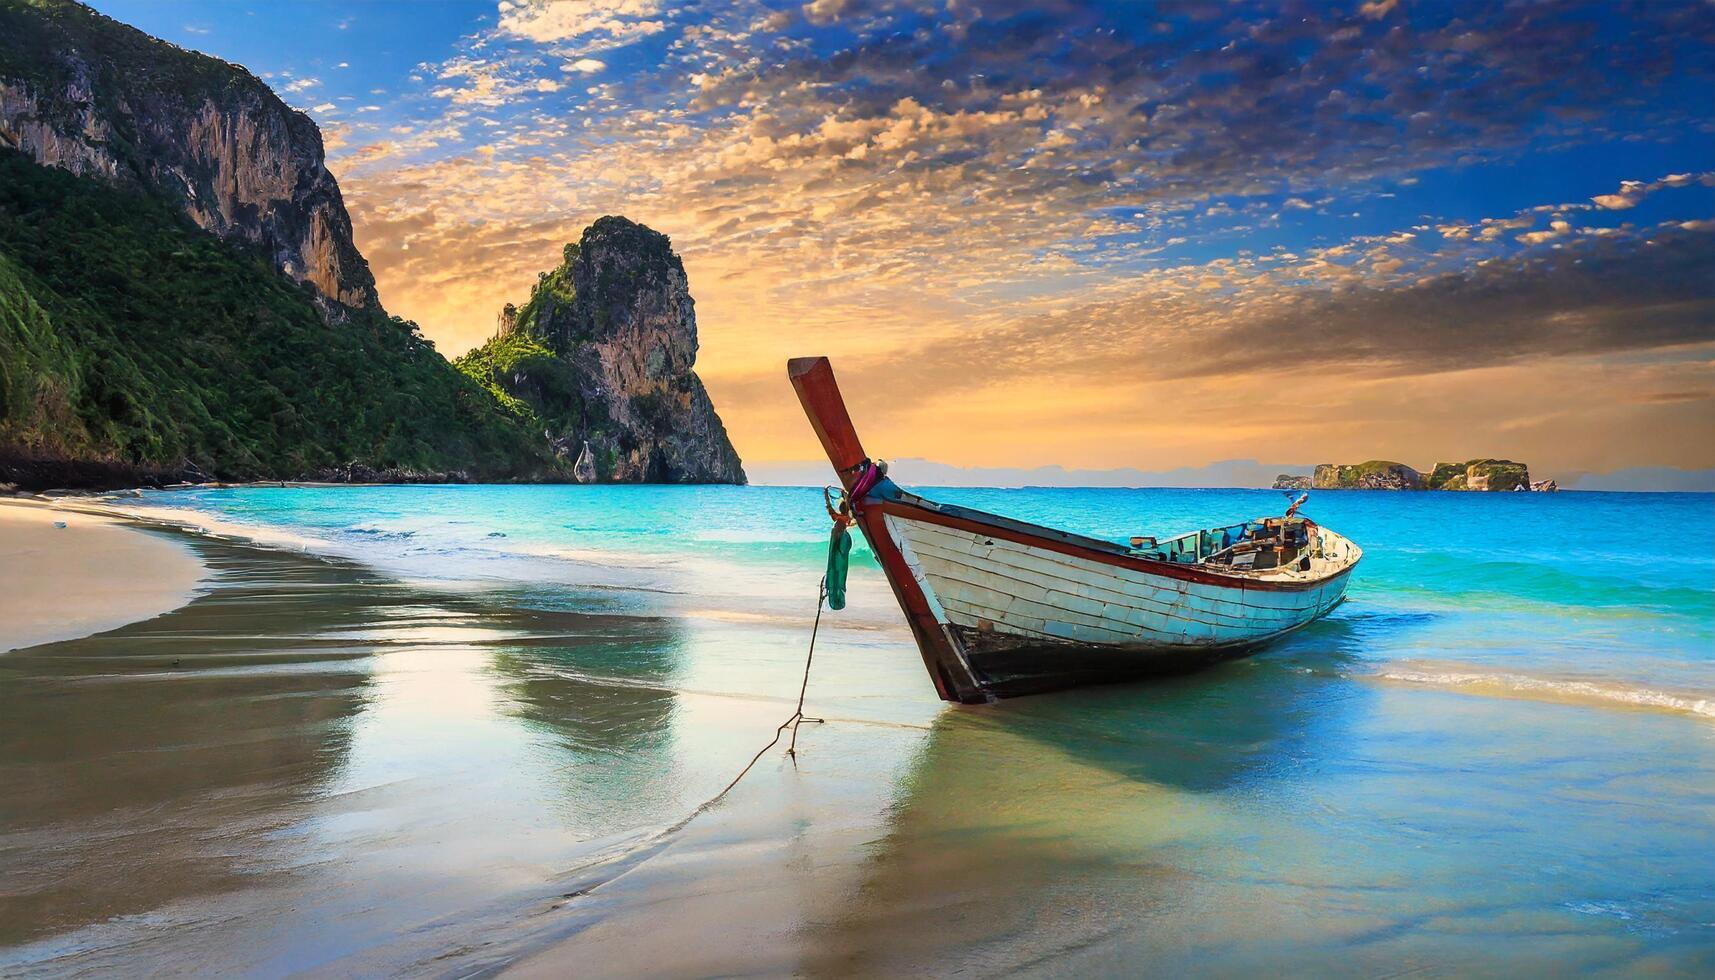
{"left": 656, "top": 469, "right": 878, "bottom": 828}
{"left": 822, "top": 458, "right": 882, "bottom": 611}
{"left": 701, "top": 558, "right": 829, "bottom": 809}
{"left": 822, "top": 486, "right": 855, "bottom": 611}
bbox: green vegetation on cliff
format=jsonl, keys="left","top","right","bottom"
{"left": 454, "top": 216, "right": 745, "bottom": 484}
{"left": 1313, "top": 460, "right": 1423, "bottom": 490}
{"left": 454, "top": 330, "right": 606, "bottom": 436}
{"left": 1311, "top": 457, "right": 1533, "bottom": 491}
{"left": 0, "top": 148, "right": 554, "bottom": 485}
{"left": 0, "top": 0, "right": 238, "bottom": 138}
{"left": 1426, "top": 459, "right": 1531, "bottom": 491}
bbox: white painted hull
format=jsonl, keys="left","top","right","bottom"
{"left": 883, "top": 512, "right": 1354, "bottom": 654}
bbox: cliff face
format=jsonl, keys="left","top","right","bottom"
{"left": 0, "top": 0, "right": 377, "bottom": 315}
{"left": 456, "top": 217, "right": 746, "bottom": 484}
{"left": 0, "top": 149, "right": 558, "bottom": 488}
{"left": 0, "top": 0, "right": 562, "bottom": 489}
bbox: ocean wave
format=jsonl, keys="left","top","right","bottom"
{"left": 84, "top": 497, "right": 892, "bottom": 626}
{"left": 341, "top": 526, "right": 417, "bottom": 540}
{"left": 1370, "top": 662, "right": 1714, "bottom": 720}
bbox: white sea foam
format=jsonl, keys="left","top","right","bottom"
{"left": 88, "top": 496, "right": 902, "bottom": 629}
{"left": 1372, "top": 662, "right": 1715, "bottom": 721}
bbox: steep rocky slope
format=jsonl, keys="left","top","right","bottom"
{"left": 0, "top": 0, "right": 565, "bottom": 488}
{"left": 0, "top": 0, "right": 375, "bottom": 316}
{"left": 0, "top": 0, "right": 745, "bottom": 489}
{"left": 456, "top": 217, "right": 745, "bottom": 484}
{"left": 0, "top": 149, "right": 556, "bottom": 488}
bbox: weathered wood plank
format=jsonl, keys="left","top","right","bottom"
{"left": 903, "top": 518, "right": 1325, "bottom": 617}
{"left": 903, "top": 520, "right": 1310, "bottom": 624}
{"left": 886, "top": 512, "right": 1349, "bottom": 649}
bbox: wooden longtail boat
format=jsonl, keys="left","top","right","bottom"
{"left": 789, "top": 356, "right": 1362, "bottom": 703}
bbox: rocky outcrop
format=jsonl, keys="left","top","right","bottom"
{"left": 456, "top": 216, "right": 745, "bottom": 484}
{"left": 1272, "top": 474, "right": 1312, "bottom": 490}
{"left": 572, "top": 442, "right": 598, "bottom": 483}
{"left": 0, "top": 0, "right": 378, "bottom": 316}
{"left": 1313, "top": 461, "right": 1422, "bottom": 490}
{"left": 1426, "top": 459, "right": 1531, "bottom": 492}
{"left": 1312, "top": 458, "right": 1536, "bottom": 490}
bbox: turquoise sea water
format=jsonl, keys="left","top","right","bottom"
{"left": 124, "top": 484, "right": 1715, "bottom": 702}
{"left": 7, "top": 484, "right": 1712, "bottom": 974}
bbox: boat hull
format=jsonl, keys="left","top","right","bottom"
{"left": 877, "top": 507, "right": 1353, "bottom": 697}
{"left": 948, "top": 625, "right": 1291, "bottom": 698}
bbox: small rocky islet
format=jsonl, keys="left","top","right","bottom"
{"left": 1273, "top": 459, "right": 1557, "bottom": 492}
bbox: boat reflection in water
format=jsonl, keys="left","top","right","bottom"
{"left": 799, "top": 641, "right": 1363, "bottom": 975}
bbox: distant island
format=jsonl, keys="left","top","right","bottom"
{"left": 1274, "top": 460, "right": 1557, "bottom": 492}
{"left": 0, "top": 0, "right": 742, "bottom": 490}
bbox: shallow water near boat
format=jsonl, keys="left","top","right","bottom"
{"left": 1, "top": 485, "right": 1711, "bottom": 975}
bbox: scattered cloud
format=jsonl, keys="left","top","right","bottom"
{"left": 328, "top": 0, "right": 1715, "bottom": 473}
{"left": 1592, "top": 172, "right": 1714, "bottom": 209}
{"left": 496, "top": 0, "right": 665, "bottom": 48}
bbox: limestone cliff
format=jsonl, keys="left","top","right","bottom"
{"left": 0, "top": 0, "right": 560, "bottom": 489}
{"left": 0, "top": 0, "right": 377, "bottom": 315}
{"left": 455, "top": 217, "right": 745, "bottom": 484}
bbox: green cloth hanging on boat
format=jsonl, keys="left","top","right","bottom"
{"left": 825, "top": 522, "right": 852, "bottom": 610}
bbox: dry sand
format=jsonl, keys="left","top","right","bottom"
{"left": 0, "top": 498, "right": 206, "bottom": 652}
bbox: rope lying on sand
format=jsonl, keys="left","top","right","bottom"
{"left": 697, "top": 578, "right": 828, "bottom": 812}
{"left": 613, "top": 500, "right": 849, "bottom": 853}
{"left": 540, "top": 514, "right": 845, "bottom": 914}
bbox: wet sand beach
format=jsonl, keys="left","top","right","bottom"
{"left": 1, "top": 490, "right": 1712, "bottom": 977}
{"left": 0, "top": 499, "right": 206, "bottom": 651}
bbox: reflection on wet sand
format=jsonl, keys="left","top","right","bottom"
{"left": 0, "top": 532, "right": 716, "bottom": 976}
{"left": 0, "top": 541, "right": 373, "bottom": 947}
{"left": 802, "top": 630, "right": 1715, "bottom": 976}
{"left": 496, "top": 643, "right": 1349, "bottom": 978}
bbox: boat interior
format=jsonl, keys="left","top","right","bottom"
{"left": 1128, "top": 517, "right": 1360, "bottom": 579}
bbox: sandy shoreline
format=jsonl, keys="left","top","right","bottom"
{"left": 0, "top": 498, "right": 207, "bottom": 652}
